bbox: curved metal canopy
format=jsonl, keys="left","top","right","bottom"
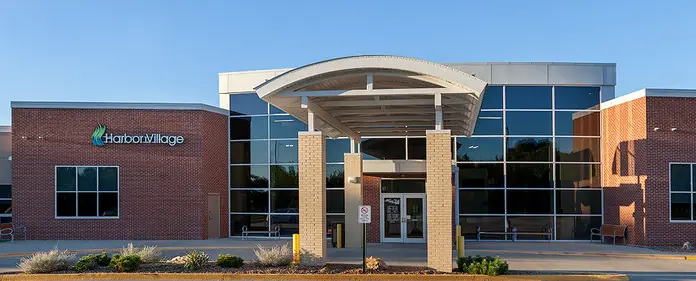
{"left": 254, "top": 55, "right": 488, "bottom": 139}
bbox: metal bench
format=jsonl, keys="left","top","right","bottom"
{"left": 241, "top": 224, "right": 281, "bottom": 240}
{"left": 590, "top": 224, "right": 627, "bottom": 245}
{"left": 476, "top": 226, "right": 553, "bottom": 242}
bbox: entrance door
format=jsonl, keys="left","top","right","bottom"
{"left": 207, "top": 193, "right": 220, "bottom": 239}
{"left": 381, "top": 193, "right": 426, "bottom": 243}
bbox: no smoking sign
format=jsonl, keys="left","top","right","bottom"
{"left": 358, "top": 205, "right": 371, "bottom": 224}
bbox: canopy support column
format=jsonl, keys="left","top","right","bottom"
{"left": 298, "top": 131, "right": 326, "bottom": 263}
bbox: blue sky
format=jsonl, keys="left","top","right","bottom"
{"left": 1, "top": 0, "right": 695, "bottom": 125}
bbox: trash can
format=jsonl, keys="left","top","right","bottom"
{"left": 331, "top": 223, "right": 345, "bottom": 248}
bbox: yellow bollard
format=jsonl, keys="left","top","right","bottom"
{"left": 457, "top": 236, "right": 465, "bottom": 258}
{"left": 337, "top": 224, "right": 343, "bottom": 248}
{"left": 292, "top": 234, "right": 300, "bottom": 264}
{"left": 455, "top": 225, "right": 462, "bottom": 254}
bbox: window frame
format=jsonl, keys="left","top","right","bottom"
{"left": 670, "top": 163, "right": 696, "bottom": 223}
{"left": 0, "top": 184, "right": 10, "bottom": 220}
{"left": 55, "top": 166, "right": 120, "bottom": 219}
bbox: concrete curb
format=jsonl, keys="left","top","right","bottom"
{"left": 0, "top": 273, "right": 630, "bottom": 281}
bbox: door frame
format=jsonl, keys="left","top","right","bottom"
{"left": 379, "top": 192, "right": 427, "bottom": 243}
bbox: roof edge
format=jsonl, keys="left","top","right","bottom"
{"left": 11, "top": 101, "right": 228, "bottom": 115}
{"left": 601, "top": 88, "right": 696, "bottom": 109}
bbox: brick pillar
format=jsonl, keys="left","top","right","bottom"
{"left": 343, "top": 153, "right": 363, "bottom": 248}
{"left": 298, "top": 131, "right": 326, "bottom": 262}
{"left": 426, "top": 130, "right": 453, "bottom": 272}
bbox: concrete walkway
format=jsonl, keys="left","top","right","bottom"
{"left": 1, "top": 239, "right": 696, "bottom": 280}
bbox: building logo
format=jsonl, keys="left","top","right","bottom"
{"left": 91, "top": 124, "right": 184, "bottom": 147}
{"left": 92, "top": 124, "right": 107, "bottom": 146}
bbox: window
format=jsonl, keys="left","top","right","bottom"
{"left": 505, "top": 111, "right": 552, "bottom": 135}
{"left": 55, "top": 166, "right": 119, "bottom": 218}
{"left": 670, "top": 163, "right": 696, "bottom": 221}
{"left": 0, "top": 185, "right": 10, "bottom": 219}
{"left": 229, "top": 93, "right": 269, "bottom": 116}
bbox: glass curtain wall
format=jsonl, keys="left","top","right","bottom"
{"left": 229, "top": 93, "right": 348, "bottom": 237}
{"left": 458, "top": 86, "right": 602, "bottom": 240}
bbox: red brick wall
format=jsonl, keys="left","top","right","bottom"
{"left": 644, "top": 97, "right": 696, "bottom": 245}
{"left": 602, "top": 96, "right": 696, "bottom": 246}
{"left": 602, "top": 97, "right": 648, "bottom": 245}
{"left": 12, "top": 108, "right": 228, "bottom": 240}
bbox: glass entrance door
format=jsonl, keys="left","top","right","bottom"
{"left": 381, "top": 193, "right": 426, "bottom": 243}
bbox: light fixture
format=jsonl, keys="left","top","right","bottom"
{"left": 671, "top": 128, "right": 678, "bottom": 131}
{"left": 653, "top": 127, "right": 660, "bottom": 131}
{"left": 21, "top": 136, "right": 27, "bottom": 140}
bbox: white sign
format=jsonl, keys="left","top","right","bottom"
{"left": 358, "top": 205, "right": 371, "bottom": 224}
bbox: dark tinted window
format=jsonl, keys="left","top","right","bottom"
{"left": 458, "top": 163, "right": 504, "bottom": 188}
{"left": 230, "top": 141, "right": 268, "bottom": 164}
{"left": 507, "top": 163, "right": 552, "bottom": 188}
{"left": 270, "top": 116, "right": 306, "bottom": 139}
{"left": 481, "top": 86, "right": 503, "bottom": 109}
{"left": 0, "top": 185, "right": 10, "bottom": 198}
{"left": 556, "top": 190, "right": 602, "bottom": 214}
{"left": 327, "top": 139, "right": 350, "bottom": 163}
{"left": 556, "top": 164, "right": 600, "bottom": 188}
{"left": 671, "top": 193, "right": 691, "bottom": 220}
{"left": 473, "top": 111, "right": 503, "bottom": 136}
{"left": 556, "top": 216, "right": 602, "bottom": 240}
{"left": 77, "top": 167, "right": 97, "bottom": 191}
{"left": 230, "top": 190, "right": 268, "bottom": 212}
{"left": 270, "top": 215, "right": 298, "bottom": 237}
{"left": 326, "top": 164, "right": 344, "bottom": 188}
{"left": 230, "top": 116, "right": 268, "bottom": 140}
{"left": 507, "top": 190, "right": 553, "bottom": 214}
{"left": 407, "top": 138, "right": 426, "bottom": 160}
{"left": 270, "top": 165, "right": 298, "bottom": 188}
{"left": 506, "top": 137, "right": 552, "bottom": 161}
{"left": 555, "top": 138, "right": 600, "bottom": 162}
{"left": 555, "top": 87, "right": 600, "bottom": 110}
{"left": 230, "top": 166, "right": 269, "bottom": 188}
{"left": 327, "top": 215, "right": 345, "bottom": 238}
{"left": 270, "top": 140, "right": 298, "bottom": 163}
{"left": 0, "top": 201, "right": 10, "bottom": 214}
{"left": 507, "top": 216, "right": 553, "bottom": 239}
{"left": 98, "top": 167, "right": 118, "bottom": 191}
{"left": 555, "top": 111, "right": 600, "bottom": 136}
{"left": 361, "top": 138, "right": 406, "bottom": 160}
{"left": 506, "top": 111, "right": 552, "bottom": 135}
{"left": 459, "top": 190, "right": 504, "bottom": 214}
{"left": 506, "top": 86, "right": 552, "bottom": 109}
{"left": 456, "top": 137, "right": 503, "bottom": 161}
{"left": 229, "top": 93, "right": 268, "bottom": 116}
{"left": 271, "top": 190, "right": 299, "bottom": 213}
{"left": 671, "top": 164, "right": 691, "bottom": 191}
{"left": 56, "top": 167, "right": 76, "bottom": 191}
{"left": 56, "top": 193, "right": 76, "bottom": 217}
{"left": 381, "top": 180, "right": 426, "bottom": 193}
{"left": 98, "top": 193, "right": 118, "bottom": 217}
{"left": 327, "top": 190, "right": 345, "bottom": 213}
{"left": 270, "top": 105, "right": 285, "bottom": 114}
{"left": 77, "top": 193, "right": 97, "bottom": 216}
{"left": 459, "top": 216, "right": 505, "bottom": 240}
{"left": 230, "top": 214, "right": 268, "bottom": 236}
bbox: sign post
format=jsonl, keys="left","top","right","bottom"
{"left": 358, "top": 205, "right": 371, "bottom": 273}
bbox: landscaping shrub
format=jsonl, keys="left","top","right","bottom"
{"left": 365, "top": 256, "right": 388, "bottom": 271}
{"left": 253, "top": 243, "right": 292, "bottom": 266}
{"left": 72, "top": 252, "right": 111, "bottom": 272}
{"left": 183, "top": 250, "right": 209, "bottom": 271}
{"left": 119, "top": 242, "right": 162, "bottom": 263}
{"left": 216, "top": 254, "right": 244, "bottom": 268}
{"left": 109, "top": 254, "right": 142, "bottom": 272}
{"left": 457, "top": 256, "right": 509, "bottom": 276}
{"left": 18, "top": 250, "right": 76, "bottom": 273}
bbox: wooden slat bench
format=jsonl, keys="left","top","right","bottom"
{"left": 476, "top": 227, "right": 552, "bottom": 242}
{"left": 590, "top": 224, "right": 627, "bottom": 245}
{"left": 242, "top": 224, "right": 281, "bottom": 240}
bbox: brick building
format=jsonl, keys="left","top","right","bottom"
{"left": 2, "top": 56, "right": 695, "bottom": 270}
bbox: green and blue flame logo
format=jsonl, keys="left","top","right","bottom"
{"left": 92, "top": 124, "right": 106, "bottom": 146}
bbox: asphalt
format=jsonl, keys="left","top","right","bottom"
{"left": 1, "top": 239, "right": 695, "bottom": 280}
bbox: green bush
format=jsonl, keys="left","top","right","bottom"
{"left": 216, "top": 254, "right": 244, "bottom": 268}
{"left": 108, "top": 254, "right": 141, "bottom": 272}
{"left": 72, "top": 252, "right": 111, "bottom": 272}
{"left": 183, "top": 251, "right": 209, "bottom": 271}
{"left": 457, "top": 256, "right": 509, "bottom": 276}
